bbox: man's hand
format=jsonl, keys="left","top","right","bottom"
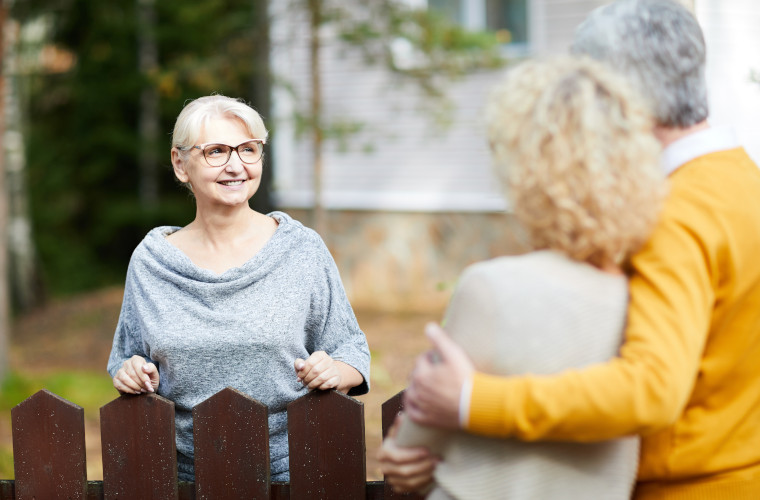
{"left": 377, "top": 415, "right": 438, "bottom": 494}
{"left": 404, "top": 323, "right": 475, "bottom": 429}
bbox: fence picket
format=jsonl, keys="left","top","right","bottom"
{"left": 1, "top": 388, "right": 430, "bottom": 498}
{"left": 100, "top": 393, "right": 178, "bottom": 499}
{"left": 381, "top": 390, "right": 404, "bottom": 438}
{"left": 381, "top": 390, "right": 425, "bottom": 500}
{"left": 11, "top": 389, "right": 87, "bottom": 499}
{"left": 288, "top": 390, "right": 366, "bottom": 499}
{"left": 193, "top": 387, "right": 269, "bottom": 499}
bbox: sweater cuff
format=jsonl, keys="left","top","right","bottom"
{"left": 459, "top": 375, "right": 473, "bottom": 428}
{"left": 465, "top": 371, "right": 514, "bottom": 437}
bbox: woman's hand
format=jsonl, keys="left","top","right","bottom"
{"left": 112, "top": 355, "right": 160, "bottom": 394}
{"left": 295, "top": 351, "right": 341, "bottom": 391}
{"left": 377, "top": 415, "right": 438, "bottom": 494}
{"left": 294, "top": 351, "right": 363, "bottom": 393}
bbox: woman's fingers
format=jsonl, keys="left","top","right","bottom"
{"left": 113, "top": 374, "right": 134, "bottom": 394}
{"left": 377, "top": 422, "right": 437, "bottom": 494}
{"left": 141, "top": 363, "right": 159, "bottom": 392}
{"left": 315, "top": 373, "right": 341, "bottom": 390}
{"left": 113, "top": 367, "right": 143, "bottom": 394}
{"left": 112, "top": 356, "right": 159, "bottom": 394}
{"left": 295, "top": 351, "right": 341, "bottom": 390}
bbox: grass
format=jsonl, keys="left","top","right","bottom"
{"left": 0, "top": 369, "right": 116, "bottom": 479}
{"left": 0, "top": 370, "right": 115, "bottom": 411}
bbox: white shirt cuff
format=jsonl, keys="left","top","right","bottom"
{"left": 458, "top": 375, "right": 473, "bottom": 428}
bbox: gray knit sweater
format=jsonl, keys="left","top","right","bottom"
{"left": 106, "top": 211, "right": 370, "bottom": 481}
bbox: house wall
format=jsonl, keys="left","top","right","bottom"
{"left": 696, "top": 0, "right": 760, "bottom": 163}
{"left": 269, "top": 0, "right": 760, "bottom": 313}
{"left": 268, "top": 1, "right": 613, "bottom": 312}
{"left": 285, "top": 209, "right": 528, "bottom": 312}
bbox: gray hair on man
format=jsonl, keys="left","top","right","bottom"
{"left": 571, "top": 0, "right": 708, "bottom": 128}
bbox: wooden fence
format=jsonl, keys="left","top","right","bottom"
{"left": 0, "top": 388, "right": 425, "bottom": 500}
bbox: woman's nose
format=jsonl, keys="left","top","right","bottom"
{"left": 225, "top": 151, "right": 245, "bottom": 171}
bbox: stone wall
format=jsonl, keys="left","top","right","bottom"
{"left": 285, "top": 209, "right": 529, "bottom": 313}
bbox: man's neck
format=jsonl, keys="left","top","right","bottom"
{"left": 654, "top": 120, "right": 710, "bottom": 148}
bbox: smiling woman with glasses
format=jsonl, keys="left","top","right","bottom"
{"left": 106, "top": 94, "right": 370, "bottom": 484}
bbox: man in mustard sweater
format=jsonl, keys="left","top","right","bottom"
{"left": 379, "top": 1, "right": 760, "bottom": 498}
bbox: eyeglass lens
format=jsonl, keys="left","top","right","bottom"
{"left": 203, "top": 141, "right": 263, "bottom": 167}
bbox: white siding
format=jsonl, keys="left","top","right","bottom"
{"left": 530, "top": 0, "right": 606, "bottom": 55}
{"left": 697, "top": 0, "right": 760, "bottom": 163}
{"left": 271, "top": 2, "right": 507, "bottom": 212}
{"left": 271, "top": 1, "right": 760, "bottom": 214}
{"left": 270, "top": 1, "right": 610, "bottom": 213}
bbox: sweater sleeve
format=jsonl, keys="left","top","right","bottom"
{"left": 466, "top": 190, "right": 715, "bottom": 441}
{"left": 304, "top": 234, "right": 371, "bottom": 396}
{"left": 106, "top": 257, "right": 154, "bottom": 378}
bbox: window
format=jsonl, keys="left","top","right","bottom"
{"left": 486, "top": 0, "right": 527, "bottom": 44}
{"left": 428, "top": 0, "right": 528, "bottom": 45}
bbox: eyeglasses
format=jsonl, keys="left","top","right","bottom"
{"left": 191, "top": 139, "right": 265, "bottom": 167}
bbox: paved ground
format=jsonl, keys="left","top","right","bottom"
{"left": 3, "top": 286, "right": 442, "bottom": 480}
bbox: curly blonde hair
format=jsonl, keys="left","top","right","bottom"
{"left": 485, "top": 56, "right": 666, "bottom": 268}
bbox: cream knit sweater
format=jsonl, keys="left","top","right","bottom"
{"left": 399, "top": 250, "right": 638, "bottom": 500}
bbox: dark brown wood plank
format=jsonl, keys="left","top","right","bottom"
{"left": 287, "top": 390, "right": 366, "bottom": 499}
{"left": 100, "top": 393, "right": 178, "bottom": 499}
{"left": 381, "top": 390, "right": 405, "bottom": 439}
{"left": 178, "top": 481, "right": 195, "bottom": 500}
{"left": 11, "top": 389, "right": 87, "bottom": 499}
{"left": 193, "top": 387, "right": 269, "bottom": 499}
{"left": 0, "top": 480, "right": 14, "bottom": 500}
{"left": 86, "top": 481, "right": 103, "bottom": 500}
{"left": 270, "top": 482, "right": 290, "bottom": 499}
{"left": 366, "top": 481, "right": 386, "bottom": 499}
{"left": 381, "top": 391, "right": 424, "bottom": 500}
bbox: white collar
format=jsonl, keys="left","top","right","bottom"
{"left": 660, "top": 126, "right": 739, "bottom": 176}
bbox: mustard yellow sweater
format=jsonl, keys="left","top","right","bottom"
{"left": 467, "top": 147, "right": 760, "bottom": 499}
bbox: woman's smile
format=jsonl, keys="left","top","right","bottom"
{"left": 218, "top": 179, "right": 246, "bottom": 187}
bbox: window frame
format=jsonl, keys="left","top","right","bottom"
{"left": 426, "top": 0, "right": 531, "bottom": 56}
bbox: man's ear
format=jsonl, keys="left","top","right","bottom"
{"left": 171, "top": 148, "right": 190, "bottom": 183}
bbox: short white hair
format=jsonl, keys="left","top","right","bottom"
{"left": 172, "top": 95, "right": 268, "bottom": 151}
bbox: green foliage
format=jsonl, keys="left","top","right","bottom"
{"left": 299, "top": 1, "right": 507, "bottom": 141}
{"left": 0, "top": 370, "right": 115, "bottom": 412}
{"left": 334, "top": 3, "right": 505, "bottom": 91}
{"left": 0, "top": 448, "right": 12, "bottom": 480}
{"left": 13, "top": 0, "right": 271, "bottom": 296}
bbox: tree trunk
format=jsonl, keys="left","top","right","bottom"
{"left": 0, "top": 0, "right": 10, "bottom": 383}
{"left": 4, "top": 14, "right": 42, "bottom": 312}
{"left": 308, "top": 0, "right": 326, "bottom": 237}
{"left": 137, "top": 0, "right": 159, "bottom": 207}
{"left": 249, "top": 0, "right": 274, "bottom": 215}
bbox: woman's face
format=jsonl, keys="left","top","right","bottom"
{"left": 174, "top": 116, "right": 264, "bottom": 209}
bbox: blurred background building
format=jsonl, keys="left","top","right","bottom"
{"left": 1, "top": 0, "right": 758, "bottom": 315}
{"left": 268, "top": 0, "right": 760, "bottom": 311}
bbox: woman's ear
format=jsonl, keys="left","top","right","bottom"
{"left": 171, "top": 148, "right": 190, "bottom": 183}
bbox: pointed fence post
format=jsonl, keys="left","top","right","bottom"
{"left": 100, "top": 393, "right": 178, "bottom": 499}
{"left": 11, "top": 389, "right": 87, "bottom": 499}
{"left": 288, "top": 390, "right": 366, "bottom": 499}
{"left": 193, "top": 387, "right": 270, "bottom": 499}
{"left": 381, "top": 390, "right": 425, "bottom": 500}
